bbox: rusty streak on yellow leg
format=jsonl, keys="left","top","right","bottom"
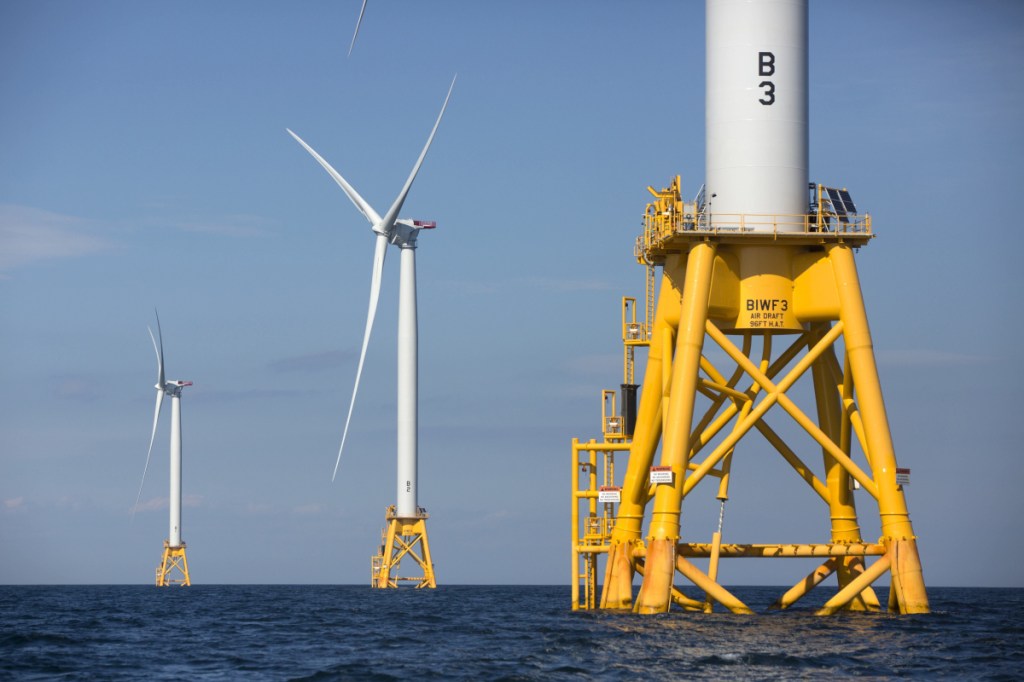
{"left": 601, "top": 271, "right": 681, "bottom": 609}
{"left": 636, "top": 244, "right": 717, "bottom": 614}
{"left": 828, "top": 244, "right": 928, "bottom": 614}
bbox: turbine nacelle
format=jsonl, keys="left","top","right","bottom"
{"left": 162, "top": 379, "right": 193, "bottom": 396}
{"left": 392, "top": 219, "right": 437, "bottom": 248}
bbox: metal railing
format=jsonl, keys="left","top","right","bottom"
{"left": 640, "top": 209, "right": 872, "bottom": 254}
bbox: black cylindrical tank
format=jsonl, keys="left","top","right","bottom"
{"left": 621, "top": 384, "right": 639, "bottom": 437}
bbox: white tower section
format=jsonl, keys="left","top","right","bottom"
{"left": 396, "top": 239, "right": 419, "bottom": 518}
{"left": 706, "top": 0, "right": 808, "bottom": 231}
{"left": 169, "top": 390, "right": 183, "bottom": 547}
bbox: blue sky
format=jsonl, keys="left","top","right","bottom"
{"left": 1, "top": 0, "right": 1022, "bottom": 587}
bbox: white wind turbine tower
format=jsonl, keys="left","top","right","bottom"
{"left": 288, "top": 76, "right": 454, "bottom": 588}
{"left": 134, "top": 311, "right": 193, "bottom": 586}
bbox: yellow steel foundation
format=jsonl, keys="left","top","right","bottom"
{"left": 371, "top": 505, "right": 436, "bottom": 589}
{"left": 155, "top": 540, "right": 191, "bottom": 587}
{"left": 572, "top": 178, "right": 928, "bottom": 615}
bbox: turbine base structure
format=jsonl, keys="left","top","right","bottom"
{"left": 155, "top": 540, "right": 191, "bottom": 587}
{"left": 371, "top": 505, "right": 436, "bottom": 589}
{"left": 570, "top": 178, "right": 928, "bottom": 615}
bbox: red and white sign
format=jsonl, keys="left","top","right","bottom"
{"left": 650, "top": 465, "right": 674, "bottom": 485}
{"left": 896, "top": 468, "right": 910, "bottom": 486}
{"left": 598, "top": 486, "right": 621, "bottom": 504}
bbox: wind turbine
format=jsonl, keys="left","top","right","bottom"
{"left": 134, "top": 311, "right": 193, "bottom": 587}
{"left": 287, "top": 76, "right": 454, "bottom": 588}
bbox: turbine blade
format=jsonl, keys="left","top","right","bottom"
{"left": 150, "top": 314, "right": 165, "bottom": 388}
{"left": 287, "top": 128, "right": 382, "bottom": 226}
{"left": 333, "top": 232, "right": 388, "bottom": 481}
{"left": 132, "top": 389, "right": 164, "bottom": 521}
{"left": 348, "top": 0, "right": 368, "bottom": 57}
{"left": 379, "top": 75, "right": 456, "bottom": 230}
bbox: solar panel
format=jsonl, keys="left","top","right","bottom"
{"left": 838, "top": 189, "right": 857, "bottom": 214}
{"left": 826, "top": 187, "right": 848, "bottom": 221}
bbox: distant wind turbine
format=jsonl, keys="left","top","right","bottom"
{"left": 287, "top": 76, "right": 455, "bottom": 588}
{"left": 286, "top": 74, "right": 454, "bottom": 486}
{"left": 134, "top": 310, "right": 193, "bottom": 586}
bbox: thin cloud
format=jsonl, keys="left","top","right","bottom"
{"left": 522, "top": 276, "right": 615, "bottom": 292}
{"left": 558, "top": 383, "right": 613, "bottom": 400}
{"left": 565, "top": 353, "right": 619, "bottom": 376}
{"left": 269, "top": 350, "right": 352, "bottom": 373}
{"left": 4, "top": 497, "right": 26, "bottom": 511}
{"left": 132, "top": 494, "right": 203, "bottom": 513}
{"left": 437, "top": 276, "right": 615, "bottom": 295}
{"left": 168, "top": 213, "right": 273, "bottom": 238}
{"left": 436, "top": 278, "right": 500, "bottom": 295}
{"left": 52, "top": 374, "right": 104, "bottom": 401}
{"left": 291, "top": 503, "right": 326, "bottom": 515}
{"left": 189, "top": 387, "right": 326, "bottom": 403}
{"left": 448, "top": 508, "right": 515, "bottom": 530}
{"left": 133, "top": 497, "right": 167, "bottom": 512}
{"left": 0, "top": 204, "right": 114, "bottom": 274}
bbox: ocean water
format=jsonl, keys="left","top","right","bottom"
{"left": 1, "top": 585, "right": 1020, "bottom": 680}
